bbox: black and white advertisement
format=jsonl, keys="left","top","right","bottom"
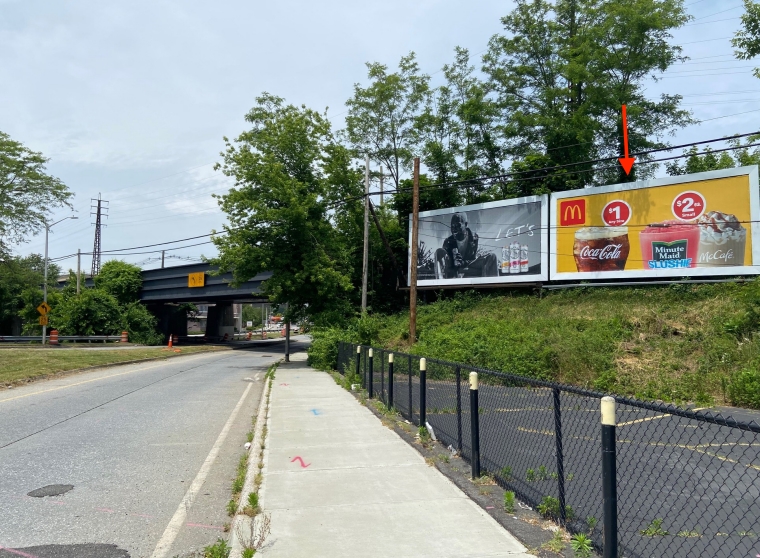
{"left": 409, "top": 196, "right": 549, "bottom": 287}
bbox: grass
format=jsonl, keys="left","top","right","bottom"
{"left": 312, "top": 281, "right": 760, "bottom": 408}
{"left": 0, "top": 345, "right": 225, "bottom": 385}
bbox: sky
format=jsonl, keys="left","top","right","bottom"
{"left": 0, "top": 0, "right": 757, "bottom": 273}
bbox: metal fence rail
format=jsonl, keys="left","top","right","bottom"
{"left": 337, "top": 341, "right": 760, "bottom": 558}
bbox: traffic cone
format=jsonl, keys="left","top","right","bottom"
{"left": 167, "top": 336, "right": 173, "bottom": 349}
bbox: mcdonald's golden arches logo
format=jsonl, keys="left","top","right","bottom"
{"left": 559, "top": 199, "right": 586, "bottom": 226}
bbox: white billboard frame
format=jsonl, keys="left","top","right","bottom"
{"left": 550, "top": 166, "right": 760, "bottom": 281}
{"left": 408, "top": 194, "right": 550, "bottom": 287}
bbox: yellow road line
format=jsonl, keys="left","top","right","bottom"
{"left": 618, "top": 408, "right": 705, "bottom": 427}
{"left": 0, "top": 353, "right": 211, "bottom": 404}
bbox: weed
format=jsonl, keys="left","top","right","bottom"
{"left": 236, "top": 513, "right": 272, "bottom": 555}
{"left": 526, "top": 468, "right": 536, "bottom": 482}
{"left": 566, "top": 472, "right": 574, "bottom": 481}
{"left": 677, "top": 530, "right": 701, "bottom": 538}
{"left": 425, "top": 457, "right": 435, "bottom": 467}
{"left": 537, "top": 496, "right": 574, "bottom": 521}
{"left": 504, "top": 491, "right": 515, "bottom": 513}
{"left": 472, "top": 474, "right": 496, "bottom": 486}
{"left": 247, "top": 431, "right": 254, "bottom": 443}
{"left": 542, "top": 530, "right": 565, "bottom": 553}
{"left": 537, "top": 465, "right": 548, "bottom": 481}
{"left": 222, "top": 522, "right": 230, "bottom": 533}
{"left": 586, "top": 516, "right": 598, "bottom": 533}
{"left": 478, "top": 487, "right": 490, "bottom": 495}
{"left": 438, "top": 453, "right": 450, "bottom": 463}
{"left": 417, "top": 425, "right": 431, "bottom": 442}
{"left": 499, "top": 466, "right": 512, "bottom": 480}
{"left": 641, "top": 518, "right": 668, "bottom": 537}
{"left": 570, "top": 533, "right": 593, "bottom": 558}
{"left": 549, "top": 471, "right": 559, "bottom": 481}
{"left": 241, "top": 549, "right": 255, "bottom": 558}
{"left": 203, "top": 539, "right": 230, "bottom": 558}
{"left": 226, "top": 499, "right": 237, "bottom": 517}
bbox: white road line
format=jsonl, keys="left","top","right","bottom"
{"left": 150, "top": 381, "right": 254, "bottom": 558}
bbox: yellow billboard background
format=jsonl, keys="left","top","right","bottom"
{"left": 555, "top": 175, "right": 753, "bottom": 273}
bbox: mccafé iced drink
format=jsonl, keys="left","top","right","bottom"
{"left": 639, "top": 220, "right": 700, "bottom": 270}
{"left": 696, "top": 211, "right": 746, "bottom": 268}
{"left": 573, "top": 227, "right": 630, "bottom": 272}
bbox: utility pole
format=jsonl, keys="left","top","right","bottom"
{"left": 409, "top": 157, "right": 420, "bottom": 343}
{"left": 161, "top": 250, "right": 165, "bottom": 268}
{"left": 380, "top": 165, "right": 384, "bottom": 207}
{"left": 90, "top": 194, "right": 108, "bottom": 276}
{"left": 361, "top": 155, "right": 370, "bottom": 313}
{"left": 76, "top": 249, "right": 81, "bottom": 295}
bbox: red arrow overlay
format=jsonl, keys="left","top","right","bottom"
{"left": 618, "top": 104, "right": 635, "bottom": 175}
{"left": 291, "top": 456, "right": 310, "bottom": 468}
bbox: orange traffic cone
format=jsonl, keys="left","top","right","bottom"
{"left": 167, "top": 336, "right": 173, "bottom": 349}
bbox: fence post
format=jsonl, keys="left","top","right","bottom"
{"left": 368, "top": 348, "right": 374, "bottom": 398}
{"left": 601, "top": 396, "right": 618, "bottom": 558}
{"left": 553, "top": 388, "right": 566, "bottom": 525}
{"left": 420, "top": 358, "right": 427, "bottom": 427}
{"left": 408, "top": 354, "right": 413, "bottom": 422}
{"left": 456, "top": 366, "right": 462, "bottom": 452}
{"left": 380, "top": 349, "right": 385, "bottom": 403}
{"left": 388, "top": 353, "right": 394, "bottom": 408}
{"left": 470, "top": 372, "right": 480, "bottom": 478}
{"left": 356, "top": 345, "right": 361, "bottom": 385}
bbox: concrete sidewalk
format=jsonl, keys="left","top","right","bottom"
{"left": 257, "top": 353, "right": 532, "bottom": 558}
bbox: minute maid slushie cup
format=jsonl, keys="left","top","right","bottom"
{"left": 696, "top": 211, "right": 746, "bottom": 268}
{"left": 639, "top": 220, "right": 700, "bottom": 270}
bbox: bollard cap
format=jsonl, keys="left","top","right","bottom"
{"left": 469, "top": 371, "right": 478, "bottom": 390}
{"left": 601, "top": 396, "right": 616, "bottom": 426}
{"left": 368, "top": 348, "right": 373, "bottom": 357}
{"left": 420, "top": 357, "right": 426, "bottom": 371}
{"left": 356, "top": 346, "right": 361, "bottom": 354}
{"left": 388, "top": 353, "right": 394, "bottom": 363}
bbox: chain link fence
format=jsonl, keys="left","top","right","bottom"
{"left": 336, "top": 341, "right": 760, "bottom": 558}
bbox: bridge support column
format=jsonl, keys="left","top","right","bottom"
{"left": 206, "top": 303, "right": 235, "bottom": 341}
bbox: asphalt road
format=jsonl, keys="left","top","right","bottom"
{"left": 357, "top": 354, "right": 760, "bottom": 558}
{"left": 0, "top": 336, "right": 309, "bottom": 558}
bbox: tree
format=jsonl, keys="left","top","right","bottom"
{"left": 344, "top": 53, "right": 430, "bottom": 190}
{"left": 0, "top": 255, "right": 60, "bottom": 334}
{"left": 0, "top": 131, "right": 73, "bottom": 253}
{"left": 94, "top": 260, "right": 143, "bottom": 306}
{"left": 212, "top": 94, "right": 356, "bottom": 325}
{"left": 666, "top": 138, "right": 760, "bottom": 175}
{"left": 50, "top": 288, "right": 122, "bottom": 336}
{"left": 483, "top": 0, "right": 692, "bottom": 192}
{"left": 733, "top": 0, "right": 760, "bottom": 77}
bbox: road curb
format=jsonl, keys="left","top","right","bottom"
{"left": 229, "top": 362, "right": 276, "bottom": 556}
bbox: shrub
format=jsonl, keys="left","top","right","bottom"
{"left": 308, "top": 326, "right": 354, "bottom": 371}
{"left": 537, "top": 496, "right": 574, "bottom": 521}
{"left": 51, "top": 289, "right": 122, "bottom": 336}
{"left": 504, "top": 491, "right": 515, "bottom": 513}
{"left": 727, "top": 368, "right": 760, "bottom": 409}
{"left": 122, "top": 302, "right": 163, "bottom": 345}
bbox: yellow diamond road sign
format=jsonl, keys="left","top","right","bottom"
{"left": 37, "top": 302, "right": 51, "bottom": 315}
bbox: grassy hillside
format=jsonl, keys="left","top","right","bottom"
{"left": 310, "top": 281, "right": 760, "bottom": 408}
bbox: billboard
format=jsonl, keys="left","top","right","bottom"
{"left": 410, "top": 195, "right": 549, "bottom": 287}
{"left": 551, "top": 166, "right": 760, "bottom": 280}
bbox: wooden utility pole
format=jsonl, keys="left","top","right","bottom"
{"left": 361, "top": 155, "right": 370, "bottom": 313}
{"left": 76, "top": 249, "right": 81, "bottom": 295}
{"left": 409, "top": 157, "right": 420, "bottom": 343}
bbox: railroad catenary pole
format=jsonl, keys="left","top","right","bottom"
{"left": 409, "top": 157, "right": 420, "bottom": 342}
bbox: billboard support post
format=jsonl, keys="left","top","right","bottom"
{"left": 410, "top": 157, "right": 420, "bottom": 343}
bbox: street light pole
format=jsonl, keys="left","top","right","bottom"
{"left": 42, "top": 215, "right": 78, "bottom": 345}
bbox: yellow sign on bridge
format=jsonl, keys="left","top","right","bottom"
{"left": 188, "top": 272, "right": 205, "bottom": 288}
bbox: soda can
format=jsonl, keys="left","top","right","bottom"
{"left": 509, "top": 242, "right": 520, "bottom": 274}
{"left": 501, "top": 246, "right": 510, "bottom": 274}
{"left": 520, "top": 244, "right": 529, "bottom": 273}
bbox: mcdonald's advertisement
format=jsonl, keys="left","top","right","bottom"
{"left": 550, "top": 167, "right": 760, "bottom": 280}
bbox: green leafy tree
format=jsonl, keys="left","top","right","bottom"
{"left": 94, "top": 260, "right": 143, "bottom": 305}
{"left": 50, "top": 289, "right": 122, "bottom": 336}
{"left": 1, "top": 255, "right": 61, "bottom": 334}
{"left": 0, "top": 131, "right": 73, "bottom": 253}
{"left": 733, "top": 0, "right": 760, "bottom": 77}
{"left": 666, "top": 147, "right": 737, "bottom": 175}
{"left": 345, "top": 53, "right": 430, "bottom": 190}
{"left": 122, "top": 302, "right": 163, "bottom": 345}
{"left": 483, "top": 0, "right": 692, "bottom": 192}
{"left": 212, "top": 94, "right": 356, "bottom": 325}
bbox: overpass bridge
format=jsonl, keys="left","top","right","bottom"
{"left": 139, "top": 263, "right": 271, "bottom": 340}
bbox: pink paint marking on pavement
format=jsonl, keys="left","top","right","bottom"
{"left": 0, "top": 545, "right": 40, "bottom": 558}
{"left": 486, "top": 506, "right": 495, "bottom": 510}
{"left": 94, "top": 507, "right": 116, "bottom": 513}
{"left": 185, "top": 522, "right": 224, "bottom": 531}
{"left": 291, "top": 456, "right": 311, "bottom": 468}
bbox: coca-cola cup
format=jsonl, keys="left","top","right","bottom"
{"left": 573, "top": 227, "right": 630, "bottom": 272}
